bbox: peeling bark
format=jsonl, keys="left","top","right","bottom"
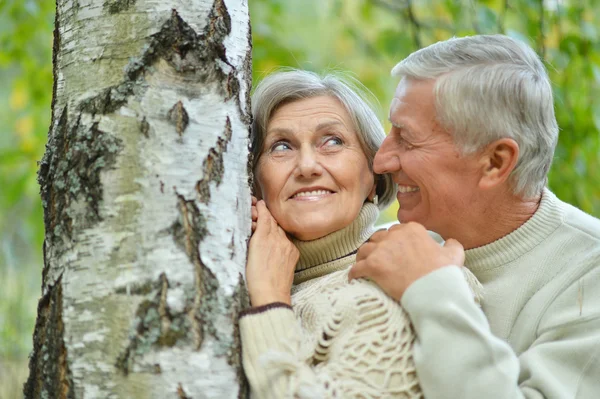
{"left": 26, "top": 1, "right": 252, "bottom": 398}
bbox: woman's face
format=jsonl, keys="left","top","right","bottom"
{"left": 256, "top": 96, "right": 376, "bottom": 241}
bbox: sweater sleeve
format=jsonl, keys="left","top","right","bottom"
{"left": 239, "top": 304, "right": 304, "bottom": 399}
{"left": 240, "top": 283, "right": 423, "bottom": 399}
{"left": 401, "top": 266, "right": 600, "bottom": 399}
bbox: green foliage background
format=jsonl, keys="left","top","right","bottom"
{"left": 1, "top": 0, "right": 599, "bottom": 396}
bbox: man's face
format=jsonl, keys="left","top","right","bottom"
{"left": 373, "top": 78, "right": 483, "bottom": 237}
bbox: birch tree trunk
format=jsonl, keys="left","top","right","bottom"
{"left": 24, "top": 1, "right": 252, "bottom": 398}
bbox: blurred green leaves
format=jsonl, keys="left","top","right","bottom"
{"left": 0, "top": 0, "right": 54, "bottom": 364}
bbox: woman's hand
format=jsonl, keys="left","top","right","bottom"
{"left": 246, "top": 199, "right": 299, "bottom": 307}
{"left": 251, "top": 195, "right": 258, "bottom": 232}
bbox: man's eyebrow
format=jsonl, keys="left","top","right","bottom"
{"left": 387, "top": 117, "right": 409, "bottom": 131}
{"left": 388, "top": 118, "right": 417, "bottom": 139}
{"left": 387, "top": 117, "right": 403, "bottom": 128}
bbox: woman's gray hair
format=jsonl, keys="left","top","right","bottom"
{"left": 392, "top": 34, "right": 558, "bottom": 199}
{"left": 251, "top": 69, "right": 396, "bottom": 209}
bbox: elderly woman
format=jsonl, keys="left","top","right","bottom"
{"left": 240, "top": 70, "right": 481, "bottom": 398}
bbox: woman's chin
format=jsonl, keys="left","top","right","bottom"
{"left": 287, "top": 224, "right": 340, "bottom": 241}
{"left": 276, "top": 209, "right": 360, "bottom": 241}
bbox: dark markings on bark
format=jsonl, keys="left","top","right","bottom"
{"left": 241, "top": 24, "right": 254, "bottom": 192}
{"left": 104, "top": 0, "right": 136, "bottom": 14}
{"left": 114, "top": 280, "right": 154, "bottom": 295}
{"left": 24, "top": 275, "right": 75, "bottom": 399}
{"left": 228, "top": 274, "right": 250, "bottom": 399}
{"left": 196, "top": 117, "right": 232, "bottom": 204}
{"left": 177, "top": 383, "right": 191, "bottom": 399}
{"left": 174, "top": 195, "right": 220, "bottom": 350}
{"left": 237, "top": 20, "right": 253, "bottom": 126}
{"left": 37, "top": 107, "right": 122, "bottom": 288}
{"left": 78, "top": 5, "right": 240, "bottom": 117}
{"left": 41, "top": 239, "right": 49, "bottom": 291}
{"left": 38, "top": 107, "right": 123, "bottom": 251}
{"left": 117, "top": 191, "right": 222, "bottom": 374}
{"left": 247, "top": 145, "right": 254, "bottom": 194}
{"left": 140, "top": 117, "right": 150, "bottom": 138}
{"left": 167, "top": 101, "right": 189, "bottom": 137}
{"left": 115, "top": 274, "right": 190, "bottom": 375}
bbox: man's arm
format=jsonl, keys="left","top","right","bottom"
{"left": 402, "top": 266, "right": 600, "bottom": 398}
{"left": 350, "top": 223, "right": 600, "bottom": 398}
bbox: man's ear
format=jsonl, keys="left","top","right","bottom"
{"left": 478, "top": 138, "right": 519, "bottom": 190}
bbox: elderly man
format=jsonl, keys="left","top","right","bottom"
{"left": 350, "top": 35, "right": 600, "bottom": 398}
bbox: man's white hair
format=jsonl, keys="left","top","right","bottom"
{"left": 392, "top": 34, "right": 558, "bottom": 198}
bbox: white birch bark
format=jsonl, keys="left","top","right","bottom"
{"left": 25, "top": 1, "right": 252, "bottom": 398}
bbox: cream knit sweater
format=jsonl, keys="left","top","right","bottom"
{"left": 400, "top": 189, "right": 600, "bottom": 398}
{"left": 240, "top": 203, "right": 482, "bottom": 399}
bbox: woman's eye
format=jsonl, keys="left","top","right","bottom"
{"left": 323, "top": 136, "right": 343, "bottom": 147}
{"left": 270, "top": 142, "right": 291, "bottom": 152}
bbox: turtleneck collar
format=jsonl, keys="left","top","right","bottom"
{"left": 292, "top": 202, "right": 379, "bottom": 284}
{"left": 465, "top": 188, "right": 564, "bottom": 272}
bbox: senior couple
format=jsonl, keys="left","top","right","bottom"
{"left": 239, "top": 35, "right": 600, "bottom": 398}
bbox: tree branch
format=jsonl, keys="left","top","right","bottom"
{"left": 405, "top": 0, "right": 422, "bottom": 48}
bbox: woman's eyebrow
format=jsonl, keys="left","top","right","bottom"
{"left": 265, "top": 127, "right": 294, "bottom": 136}
{"left": 315, "top": 120, "right": 344, "bottom": 130}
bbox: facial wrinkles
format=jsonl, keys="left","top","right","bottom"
{"left": 269, "top": 104, "right": 350, "bottom": 134}
{"left": 255, "top": 96, "right": 376, "bottom": 240}
{"left": 261, "top": 105, "right": 356, "bottom": 197}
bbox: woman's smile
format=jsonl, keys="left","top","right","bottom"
{"left": 289, "top": 187, "right": 335, "bottom": 201}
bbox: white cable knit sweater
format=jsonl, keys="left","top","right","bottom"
{"left": 240, "top": 203, "right": 482, "bottom": 399}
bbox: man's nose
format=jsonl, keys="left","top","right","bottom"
{"left": 374, "top": 136, "right": 401, "bottom": 174}
{"left": 295, "top": 147, "right": 323, "bottom": 178}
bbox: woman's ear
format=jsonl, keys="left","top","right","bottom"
{"left": 252, "top": 181, "right": 263, "bottom": 200}
{"left": 367, "top": 181, "right": 377, "bottom": 202}
{"left": 251, "top": 165, "right": 264, "bottom": 200}
{"left": 478, "top": 138, "right": 519, "bottom": 190}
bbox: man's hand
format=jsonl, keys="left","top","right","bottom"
{"left": 349, "top": 222, "right": 465, "bottom": 301}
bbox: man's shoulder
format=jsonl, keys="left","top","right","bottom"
{"left": 375, "top": 221, "right": 445, "bottom": 244}
{"left": 560, "top": 201, "right": 600, "bottom": 241}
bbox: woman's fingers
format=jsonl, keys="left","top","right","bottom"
{"left": 251, "top": 205, "right": 258, "bottom": 222}
{"left": 251, "top": 195, "right": 258, "bottom": 205}
{"left": 255, "top": 200, "right": 276, "bottom": 235}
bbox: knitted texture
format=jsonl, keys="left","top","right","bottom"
{"left": 400, "top": 189, "right": 600, "bottom": 398}
{"left": 240, "top": 203, "right": 483, "bottom": 399}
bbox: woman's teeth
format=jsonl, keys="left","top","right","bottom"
{"left": 293, "top": 190, "right": 331, "bottom": 198}
{"left": 398, "top": 186, "right": 419, "bottom": 193}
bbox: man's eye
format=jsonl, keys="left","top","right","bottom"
{"left": 271, "top": 142, "right": 291, "bottom": 152}
{"left": 398, "top": 136, "right": 414, "bottom": 150}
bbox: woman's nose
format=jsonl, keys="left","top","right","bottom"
{"left": 373, "top": 137, "right": 401, "bottom": 174}
{"left": 294, "top": 147, "right": 323, "bottom": 178}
